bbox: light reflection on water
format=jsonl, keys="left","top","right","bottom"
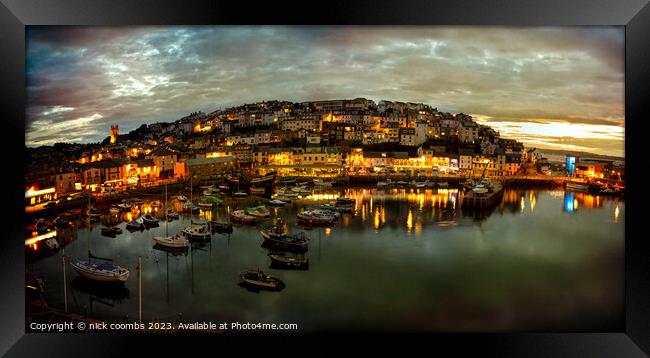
{"left": 26, "top": 188, "right": 624, "bottom": 331}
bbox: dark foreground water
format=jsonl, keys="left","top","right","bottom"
{"left": 26, "top": 188, "right": 624, "bottom": 331}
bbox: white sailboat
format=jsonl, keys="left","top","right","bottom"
{"left": 182, "top": 177, "right": 211, "bottom": 241}
{"left": 154, "top": 183, "right": 189, "bottom": 249}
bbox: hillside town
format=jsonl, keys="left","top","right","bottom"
{"left": 25, "top": 98, "right": 624, "bottom": 208}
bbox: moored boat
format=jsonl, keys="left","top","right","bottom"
{"left": 230, "top": 210, "right": 261, "bottom": 224}
{"left": 246, "top": 205, "right": 271, "bottom": 218}
{"left": 261, "top": 231, "right": 309, "bottom": 253}
{"left": 152, "top": 233, "right": 189, "bottom": 249}
{"left": 268, "top": 199, "right": 286, "bottom": 207}
{"left": 268, "top": 253, "right": 309, "bottom": 270}
{"left": 181, "top": 201, "right": 199, "bottom": 213}
{"left": 126, "top": 217, "right": 145, "bottom": 230}
{"left": 167, "top": 209, "right": 180, "bottom": 219}
{"left": 181, "top": 224, "right": 211, "bottom": 241}
{"left": 296, "top": 210, "right": 338, "bottom": 225}
{"left": 239, "top": 270, "right": 284, "bottom": 291}
{"left": 70, "top": 261, "right": 130, "bottom": 282}
{"left": 141, "top": 214, "right": 160, "bottom": 225}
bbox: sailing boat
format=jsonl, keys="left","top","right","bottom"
{"left": 153, "top": 183, "right": 189, "bottom": 249}
{"left": 71, "top": 195, "right": 130, "bottom": 282}
{"left": 70, "top": 256, "right": 130, "bottom": 282}
{"left": 182, "top": 177, "right": 211, "bottom": 241}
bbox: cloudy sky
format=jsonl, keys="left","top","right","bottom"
{"left": 26, "top": 26, "right": 624, "bottom": 156}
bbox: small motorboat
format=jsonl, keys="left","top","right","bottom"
{"left": 70, "top": 261, "right": 129, "bottom": 282}
{"left": 230, "top": 210, "right": 261, "bottom": 224}
{"left": 210, "top": 221, "right": 233, "bottom": 234}
{"left": 246, "top": 205, "right": 271, "bottom": 218}
{"left": 167, "top": 209, "right": 180, "bottom": 219}
{"left": 141, "top": 214, "right": 160, "bottom": 226}
{"left": 126, "top": 218, "right": 145, "bottom": 230}
{"left": 181, "top": 224, "right": 211, "bottom": 241}
{"left": 218, "top": 185, "right": 230, "bottom": 191}
{"left": 152, "top": 233, "right": 189, "bottom": 249}
{"left": 268, "top": 199, "right": 286, "bottom": 207}
{"left": 130, "top": 198, "right": 143, "bottom": 204}
{"left": 261, "top": 231, "right": 309, "bottom": 253}
{"left": 376, "top": 181, "right": 389, "bottom": 189}
{"left": 268, "top": 253, "right": 309, "bottom": 270}
{"left": 239, "top": 270, "right": 285, "bottom": 291}
{"left": 233, "top": 191, "right": 248, "bottom": 198}
{"left": 437, "top": 182, "right": 449, "bottom": 188}
{"left": 297, "top": 210, "right": 338, "bottom": 225}
{"left": 176, "top": 195, "right": 188, "bottom": 202}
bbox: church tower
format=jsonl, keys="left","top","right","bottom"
{"left": 110, "top": 125, "right": 119, "bottom": 144}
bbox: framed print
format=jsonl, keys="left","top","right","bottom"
{"left": 1, "top": 0, "right": 649, "bottom": 356}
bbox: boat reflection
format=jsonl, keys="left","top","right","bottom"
{"left": 71, "top": 276, "right": 130, "bottom": 301}
{"left": 563, "top": 191, "right": 604, "bottom": 213}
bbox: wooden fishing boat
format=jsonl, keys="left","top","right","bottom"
{"left": 230, "top": 210, "right": 261, "bottom": 224}
{"left": 239, "top": 270, "right": 284, "bottom": 291}
{"left": 268, "top": 253, "right": 309, "bottom": 270}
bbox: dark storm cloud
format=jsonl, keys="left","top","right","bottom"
{"left": 26, "top": 26, "right": 624, "bottom": 155}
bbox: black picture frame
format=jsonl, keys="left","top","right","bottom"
{"left": 1, "top": 0, "right": 648, "bottom": 356}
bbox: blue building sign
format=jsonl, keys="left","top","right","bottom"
{"left": 565, "top": 156, "right": 576, "bottom": 177}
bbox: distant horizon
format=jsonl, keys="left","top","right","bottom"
{"left": 26, "top": 26, "right": 624, "bottom": 156}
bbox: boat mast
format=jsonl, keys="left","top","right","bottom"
{"left": 87, "top": 187, "right": 91, "bottom": 262}
{"left": 165, "top": 183, "right": 168, "bottom": 237}
{"left": 138, "top": 256, "right": 142, "bottom": 323}
{"left": 62, "top": 247, "right": 68, "bottom": 313}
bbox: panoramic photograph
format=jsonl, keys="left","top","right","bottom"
{"left": 24, "top": 26, "right": 624, "bottom": 332}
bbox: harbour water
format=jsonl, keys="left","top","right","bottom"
{"left": 26, "top": 188, "right": 624, "bottom": 331}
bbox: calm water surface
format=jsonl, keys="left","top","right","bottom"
{"left": 26, "top": 188, "right": 624, "bottom": 331}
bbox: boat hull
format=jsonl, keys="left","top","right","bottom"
{"left": 153, "top": 236, "right": 189, "bottom": 248}
{"left": 70, "top": 263, "right": 129, "bottom": 282}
